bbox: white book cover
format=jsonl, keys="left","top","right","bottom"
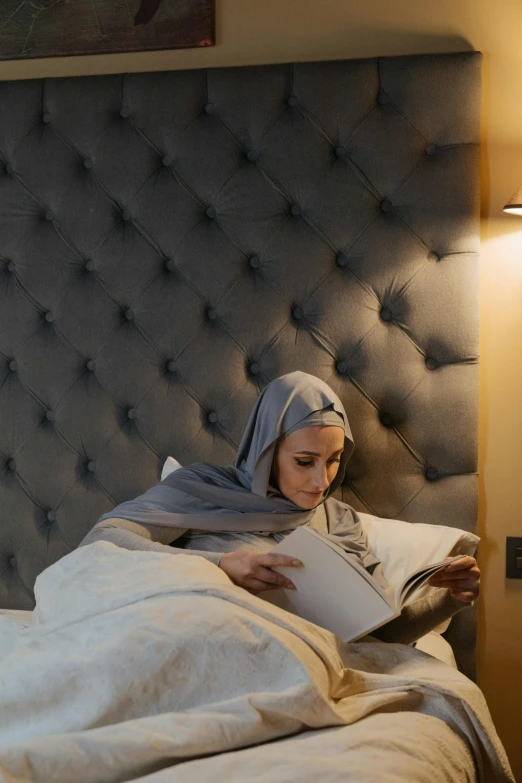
{"left": 262, "top": 526, "right": 460, "bottom": 642}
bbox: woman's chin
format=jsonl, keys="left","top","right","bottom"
{"left": 293, "top": 493, "right": 322, "bottom": 508}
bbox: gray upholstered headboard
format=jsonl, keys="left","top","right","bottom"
{"left": 0, "top": 51, "right": 481, "bottom": 677}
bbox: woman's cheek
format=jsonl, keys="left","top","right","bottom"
{"left": 282, "top": 467, "right": 299, "bottom": 496}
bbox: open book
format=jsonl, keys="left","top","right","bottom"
{"left": 261, "top": 526, "right": 461, "bottom": 642}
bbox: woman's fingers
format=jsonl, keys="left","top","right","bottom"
{"left": 219, "top": 551, "right": 302, "bottom": 593}
{"left": 250, "top": 554, "right": 301, "bottom": 590}
{"left": 431, "top": 569, "right": 478, "bottom": 583}
{"left": 245, "top": 576, "right": 293, "bottom": 592}
{"left": 255, "top": 566, "right": 296, "bottom": 590}
{"left": 245, "top": 578, "right": 276, "bottom": 592}
{"left": 428, "top": 555, "right": 480, "bottom": 602}
{"left": 257, "top": 554, "right": 303, "bottom": 568}
{"left": 444, "top": 556, "right": 477, "bottom": 572}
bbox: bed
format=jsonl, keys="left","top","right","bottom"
{"left": 0, "top": 51, "right": 514, "bottom": 781}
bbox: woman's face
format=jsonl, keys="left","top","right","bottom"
{"left": 271, "top": 425, "right": 345, "bottom": 509}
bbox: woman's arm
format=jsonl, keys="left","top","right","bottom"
{"left": 77, "top": 517, "right": 224, "bottom": 566}
{"left": 78, "top": 520, "right": 303, "bottom": 586}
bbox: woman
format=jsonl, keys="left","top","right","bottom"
{"left": 79, "top": 371, "right": 480, "bottom": 644}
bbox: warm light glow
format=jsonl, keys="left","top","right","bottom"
{"left": 504, "top": 182, "right": 522, "bottom": 215}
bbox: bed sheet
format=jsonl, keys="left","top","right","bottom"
{"left": 130, "top": 713, "right": 476, "bottom": 782}
{"left": 0, "top": 544, "right": 512, "bottom": 782}
{"left": 0, "top": 609, "right": 458, "bottom": 667}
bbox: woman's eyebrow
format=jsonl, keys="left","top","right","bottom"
{"left": 294, "top": 449, "right": 343, "bottom": 456}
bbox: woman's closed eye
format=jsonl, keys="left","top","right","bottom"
{"left": 296, "top": 458, "right": 341, "bottom": 467}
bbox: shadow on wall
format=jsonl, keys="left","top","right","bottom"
{"left": 302, "top": 29, "right": 476, "bottom": 60}
{"left": 0, "top": 25, "right": 476, "bottom": 81}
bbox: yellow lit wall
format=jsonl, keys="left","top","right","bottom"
{"left": 1, "top": 1, "right": 521, "bottom": 776}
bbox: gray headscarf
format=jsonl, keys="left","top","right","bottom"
{"left": 97, "top": 371, "right": 380, "bottom": 569}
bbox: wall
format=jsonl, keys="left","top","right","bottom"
{"left": 1, "top": 0, "right": 521, "bottom": 777}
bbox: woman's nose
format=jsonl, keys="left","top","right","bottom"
{"left": 311, "top": 464, "right": 329, "bottom": 490}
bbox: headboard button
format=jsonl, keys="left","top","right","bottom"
{"left": 7, "top": 261, "right": 15, "bottom": 272}
{"left": 378, "top": 92, "right": 390, "bottom": 105}
{"left": 425, "top": 357, "right": 439, "bottom": 370}
{"left": 249, "top": 255, "right": 260, "bottom": 268}
{"left": 44, "top": 312, "right": 54, "bottom": 323}
{"left": 127, "top": 408, "right": 137, "bottom": 420}
{"left": 125, "top": 309, "right": 135, "bottom": 320}
{"left": 293, "top": 307, "right": 304, "bottom": 320}
{"left": 336, "top": 361, "right": 348, "bottom": 374}
{"left": 8, "top": 360, "right": 17, "bottom": 372}
{"left": 85, "top": 259, "right": 95, "bottom": 272}
{"left": 47, "top": 511, "right": 56, "bottom": 522}
{"left": 335, "top": 146, "right": 348, "bottom": 158}
{"left": 426, "top": 467, "right": 440, "bottom": 481}
{"left": 205, "top": 205, "right": 217, "bottom": 219}
{"left": 120, "top": 106, "right": 131, "bottom": 118}
{"left": 167, "top": 360, "right": 176, "bottom": 372}
{"left": 45, "top": 410, "right": 55, "bottom": 422}
{"left": 83, "top": 157, "right": 93, "bottom": 170}
{"left": 207, "top": 307, "right": 218, "bottom": 320}
{"left": 290, "top": 203, "right": 301, "bottom": 216}
{"left": 204, "top": 103, "right": 215, "bottom": 114}
{"left": 9, "top": 557, "right": 16, "bottom": 568}
{"left": 45, "top": 210, "right": 55, "bottom": 222}
{"left": 162, "top": 155, "right": 174, "bottom": 167}
{"left": 380, "top": 307, "right": 392, "bottom": 322}
{"left": 336, "top": 253, "right": 349, "bottom": 267}
{"left": 86, "top": 360, "right": 96, "bottom": 371}
{"left": 246, "top": 149, "right": 260, "bottom": 162}
{"left": 379, "top": 412, "right": 393, "bottom": 428}
{"left": 287, "top": 95, "right": 298, "bottom": 107}
{"left": 208, "top": 411, "right": 218, "bottom": 423}
{"left": 42, "top": 111, "right": 51, "bottom": 123}
{"left": 86, "top": 461, "right": 96, "bottom": 472}
{"left": 249, "top": 362, "right": 260, "bottom": 375}
{"left": 7, "top": 459, "right": 15, "bottom": 471}
{"left": 380, "top": 199, "right": 393, "bottom": 213}
{"left": 426, "top": 144, "right": 438, "bottom": 156}
{"left": 428, "top": 251, "right": 440, "bottom": 262}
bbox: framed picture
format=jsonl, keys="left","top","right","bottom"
{"left": 0, "top": 1, "right": 215, "bottom": 61}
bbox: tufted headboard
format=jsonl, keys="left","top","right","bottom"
{"left": 0, "top": 51, "right": 481, "bottom": 677}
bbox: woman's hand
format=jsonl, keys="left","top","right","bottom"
{"left": 218, "top": 551, "right": 303, "bottom": 594}
{"left": 427, "top": 555, "right": 480, "bottom": 602}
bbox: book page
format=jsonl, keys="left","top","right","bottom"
{"left": 262, "top": 527, "right": 396, "bottom": 642}
{"left": 304, "top": 528, "right": 391, "bottom": 601}
{"left": 395, "top": 555, "right": 463, "bottom": 607}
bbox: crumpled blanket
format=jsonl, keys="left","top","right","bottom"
{"left": 0, "top": 542, "right": 514, "bottom": 783}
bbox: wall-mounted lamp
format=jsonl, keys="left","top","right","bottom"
{"left": 504, "top": 184, "right": 522, "bottom": 215}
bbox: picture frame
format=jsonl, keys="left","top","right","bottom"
{"left": 0, "top": 1, "right": 215, "bottom": 61}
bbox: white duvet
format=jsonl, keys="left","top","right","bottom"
{"left": 0, "top": 542, "right": 514, "bottom": 783}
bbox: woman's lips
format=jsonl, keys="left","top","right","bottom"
{"left": 303, "top": 490, "right": 323, "bottom": 497}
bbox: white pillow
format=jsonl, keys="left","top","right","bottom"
{"left": 160, "top": 457, "right": 479, "bottom": 632}
{"left": 359, "top": 512, "right": 479, "bottom": 592}
{"left": 414, "top": 630, "right": 458, "bottom": 668}
{"left": 161, "top": 456, "right": 183, "bottom": 481}
{"left": 358, "top": 512, "right": 479, "bottom": 632}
